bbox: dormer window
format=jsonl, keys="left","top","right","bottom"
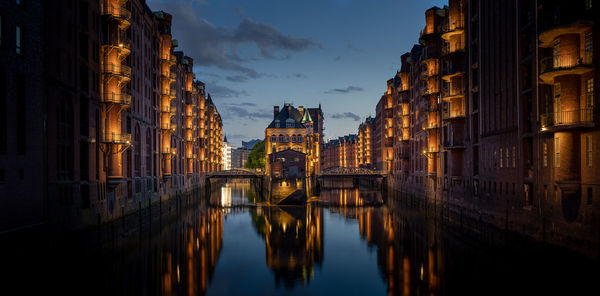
{"left": 286, "top": 122, "right": 294, "bottom": 128}
{"left": 274, "top": 120, "right": 280, "bottom": 128}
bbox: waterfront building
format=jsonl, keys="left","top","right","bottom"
{"left": 341, "top": 0, "right": 598, "bottom": 255}
{"left": 0, "top": 0, "right": 224, "bottom": 233}
{"left": 222, "top": 136, "right": 232, "bottom": 170}
{"left": 265, "top": 104, "right": 322, "bottom": 178}
{"left": 357, "top": 117, "right": 375, "bottom": 169}
{"left": 322, "top": 135, "right": 359, "bottom": 170}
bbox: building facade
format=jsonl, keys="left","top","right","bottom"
{"left": 343, "top": 0, "right": 598, "bottom": 255}
{"left": 265, "top": 104, "right": 322, "bottom": 178}
{"left": 0, "top": 0, "right": 223, "bottom": 233}
{"left": 322, "top": 135, "right": 359, "bottom": 170}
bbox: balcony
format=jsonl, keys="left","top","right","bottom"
{"left": 539, "top": 17, "right": 593, "bottom": 48}
{"left": 102, "top": 36, "right": 131, "bottom": 56}
{"left": 442, "top": 88, "right": 465, "bottom": 101}
{"left": 102, "top": 63, "right": 131, "bottom": 80}
{"left": 422, "top": 122, "right": 439, "bottom": 131}
{"left": 101, "top": 132, "right": 131, "bottom": 145}
{"left": 102, "top": 92, "right": 131, "bottom": 106}
{"left": 421, "top": 87, "right": 438, "bottom": 96}
{"left": 443, "top": 110, "right": 466, "bottom": 121}
{"left": 441, "top": 19, "right": 465, "bottom": 41}
{"left": 101, "top": 2, "right": 131, "bottom": 28}
{"left": 161, "top": 54, "right": 177, "bottom": 65}
{"left": 160, "top": 105, "right": 176, "bottom": 115}
{"left": 160, "top": 123, "right": 177, "bottom": 132}
{"left": 539, "top": 55, "right": 593, "bottom": 84}
{"left": 540, "top": 108, "right": 594, "bottom": 132}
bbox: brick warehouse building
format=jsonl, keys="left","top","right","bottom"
{"left": 349, "top": 0, "right": 599, "bottom": 256}
{"left": 0, "top": 0, "right": 223, "bottom": 233}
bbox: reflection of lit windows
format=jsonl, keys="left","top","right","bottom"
{"left": 554, "top": 137, "right": 560, "bottom": 167}
{"left": 543, "top": 143, "right": 548, "bottom": 167}
{"left": 586, "top": 135, "right": 593, "bottom": 167}
{"left": 512, "top": 146, "right": 516, "bottom": 168}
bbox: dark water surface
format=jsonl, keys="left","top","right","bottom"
{"left": 2, "top": 181, "right": 599, "bottom": 295}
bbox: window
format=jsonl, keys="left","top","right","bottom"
{"left": 278, "top": 135, "right": 283, "bottom": 143}
{"left": 586, "top": 135, "right": 593, "bottom": 167}
{"left": 585, "top": 32, "right": 593, "bottom": 63}
{"left": 554, "top": 137, "right": 560, "bottom": 167}
{"left": 499, "top": 148, "right": 503, "bottom": 168}
{"left": 512, "top": 146, "right": 516, "bottom": 168}
{"left": 553, "top": 39, "right": 560, "bottom": 67}
{"left": 543, "top": 143, "right": 548, "bottom": 167}
{"left": 505, "top": 147, "right": 509, "bottom": 168}
{"left": 553, "top": 83, "right": 561, "bottom": 123}
{"left": 297, "top": 135, "right": 303, "bottom": 143}
{"left": 16, "top": 25, "right": 21, "bottom": 54}
{"left": 292, "top": 136, "right": 296, "bottom": 143}
{"left": 271, "top": 136, "right": 276, "bottom": 143}
{"left": 586, "top": 78, "right": 594, "bottom": 112}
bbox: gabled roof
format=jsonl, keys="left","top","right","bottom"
{"left": 267, "top": 104, "right": 306, "bottom": 129}
{"left": 301, "top": 109, "right": 313, "bottom": 123}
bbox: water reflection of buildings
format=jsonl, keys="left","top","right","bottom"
{"left": 331, "top": 206, "right": 441, "bottom": 296}
{"left": 210, "top": 181, "right": 259, "bottom": 207}
{"left": 319, "top": 188, "right": 383, "bottom": 206}
{"left": 158, "top": 207, "right": 223, "bottom": 296}
{"left": 251, "top": 206, "right": 324, "bottom": 289}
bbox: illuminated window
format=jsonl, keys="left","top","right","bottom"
{"left": 505, "top": 147, "right": 509, "bottom": 168}
{"left": 292, "top": 135, "right": 296, "bottom": 142}
{"left": 586, "top": 135, "right": 593, "bottom": 167}
{"left": 297, "top": 135, "right": 303, "bottom": 143}
{"left": 16, "top": 25, "right": 21, "bottom": 55}
{"left": 278, "top": 135, "right": 283, "bottom": 142}
{"left": 554, "top": 137, "right": 560, "bottom": 167}
{"left": 543, "top": 143, "right": 548, "bottom": 167}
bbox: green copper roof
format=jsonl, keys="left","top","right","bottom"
{"left": 301, "top": 109, "right": 313, "bottom": 123}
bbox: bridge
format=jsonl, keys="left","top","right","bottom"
{"left": 317, "top": 167, "right": 386, "bottom": 190}
{"left": 206, "top": 168, "right": 264, "bottom": 179}
{"left": 317, "top": 167, "right": 385, "bottom": 178}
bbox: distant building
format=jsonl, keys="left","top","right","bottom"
{"left": 231, "top": 147, "right": 251, "bottom": 169}
{"left": 222, "top": 136, "right": 232, "bottom": 170}
{"left": 322, "top": 135, "right": 359, "bottom": 170}
{"left": 242, "top": 139, "right": 262, "bottom": 150}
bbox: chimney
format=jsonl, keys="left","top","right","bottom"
{"left": 274, "top": 106, "right": 279, "bottom": 118}
{"left": 298, "top": 106, "right": 304, "bottom": 114}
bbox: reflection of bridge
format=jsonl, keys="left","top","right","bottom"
{"left": 205, "top": 169, "right": 266, "bottom": 200}
{"left": 318, "top": 167, "right": 385, "bottom": 178}
{"left": 206, "top": 169, "right": 264, "bottom": 179}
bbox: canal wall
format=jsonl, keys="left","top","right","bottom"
{"left": 387, "top": 176, "right": 600, "bottom": 259}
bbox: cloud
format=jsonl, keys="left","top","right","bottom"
{"left": 226, "top": 75, "right": 250, "bottom": 83}
{"left": 149, "top": 1, "right": 321, "bottom": 80}
{"left": 285, "top": 73, "right": 308, "bottom": 79}
{"left": 235, "top": 7, "right": 245, "bottom": 15}
{"left": 223, "top": 106, "right": 272, "bottom": 120}
{"left": 347, "top": 43, "right": 363, "bottom": 52}
{"left": 224, "top": 102, "right": 257, "bottom": 107}
{"left": 330, "top": 112, "right": 361, "bottom": 121}
{"left": 207, "top": 83, "right": 249, "bottom": 98}
{"left": 324, "top": 86, "right": 363, "bottom": 94}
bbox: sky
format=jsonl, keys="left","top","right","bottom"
{"left": 146, "top": 0, "right": 446, "bottom": 147}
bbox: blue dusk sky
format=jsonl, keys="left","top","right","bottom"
{"left": 147, "top": 0, "right": 446, "bottom": 147}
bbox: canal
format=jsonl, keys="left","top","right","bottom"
{"left": 2, "top": 180, "right": 599, "bottom": 295}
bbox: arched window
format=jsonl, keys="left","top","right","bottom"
{"left": 271, "top": 135, "right": 277, "bottom": 143}
{"left": 146, "top": 128, "right": 152, "bottom": 176}
{"left": 292, "top": 135, "right": 296, "bottom": 143}
{"left": 285, "top": 135, "right": 290, "bottom": 143}
{"left": 57, "top": 97, "right": 73, "bottom": 180}
{"left": 297, "top": 135, "right": 303, "bottom": 143}
{"left": 134, "top": 124, "right": 141, "bottom": 177}
{"left": 279, "top": 135, "right": 284, "bottom": 142}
